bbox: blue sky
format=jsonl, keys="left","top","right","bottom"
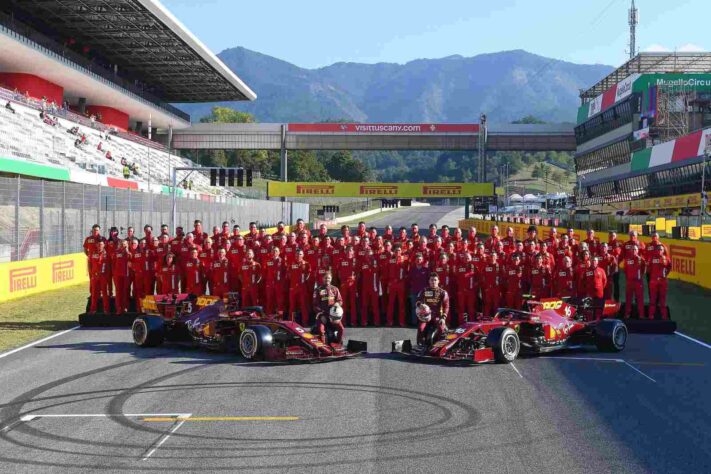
{"left": 162, "top": 0, "right": 707, "bottom": 69}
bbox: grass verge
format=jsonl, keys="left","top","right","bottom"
{"left": 0, "top": 284, "right": 87, "bottom": 352}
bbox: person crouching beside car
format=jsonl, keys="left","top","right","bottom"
{"left": 415, "top": 273, "right": 450, "bottom": 346}
{"left": 313, "top": 272, "right": 345, "bottom": 344}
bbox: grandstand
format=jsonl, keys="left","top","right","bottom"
{"left": 574, "top": 52, "right": 711, "bottom": 209}
{"left": 0, "top": 0, "right": 256, "bottom": 199}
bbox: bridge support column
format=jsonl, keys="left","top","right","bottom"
{"left": 465, "top": 198, "right": 471, "bottom": 219}
{"left": 280, "top": 125, "right": 288, "bottom": 182}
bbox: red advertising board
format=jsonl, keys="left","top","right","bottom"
{"left": 288, "top": 123, "right": 479, "bottom": 134}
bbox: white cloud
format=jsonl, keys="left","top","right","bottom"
{"left": 677, "top": 43, "right": 705, "bottom": 52}
{"left": 644, "top": 44, "right": 671, "bottom": 52}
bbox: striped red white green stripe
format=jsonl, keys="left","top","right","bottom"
{"left": 630, "top": 128, "right": 711, "bottom": 172}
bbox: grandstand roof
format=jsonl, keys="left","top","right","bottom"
{"left": 1, "top": 0, "right": 256, "bottom": 103}
{"left": 580, "top": 52, "right": 711, "bottom": 102}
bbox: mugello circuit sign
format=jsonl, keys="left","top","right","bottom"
{"left": 268, "top": 182, "right": 494, "bottom": 198}
{"left": 288, "top": 123, "right": 480, "bottom": 134}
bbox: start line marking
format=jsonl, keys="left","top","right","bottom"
{"left": 143, "top": 416, "right": 300, "bottom": 422}
{"left": 538, "top": 356, "right": 657, "bottom": 383}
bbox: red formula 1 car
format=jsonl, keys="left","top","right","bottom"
{"left": 392, "top": 297, "right": 627, "bottom": 364}
{"left": 131, "top": 294, "right": 367, "bottom": 362}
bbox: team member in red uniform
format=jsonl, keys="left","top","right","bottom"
{"left": 305, "top": 237, "right": 321, "bottom": 292}
{"left": 432, "top": 253, "right": 453, "bottom": 302}
{"left": 83, "top": 224, "right": 105, "bottom": 258}
{"left": 360, "top": 249, "right": 381, "bottom": 326}
{"left": 170, "top": 226, "right": 185, "bottom": 256}
{"left": 454, "top": 252, "right": 478, "bottom": 318}
{"left": 264, "top": 246, "right": 285, "bottom": 316}
{"left": 648, "top": 246, "right": 672, "bottom": 320}
{"left": 485, "top": 226, "right": 500, "bottom": 252}
{"left": 607, "top": 232, "right": 623, "bottom": 300}
{"left": 382, "top": 225, "right": 394, "bottom": 241}
{"left": 228, "top": 235, "right": 246, "bottom": 292}
{"left": 208, "top": 249, "right": 230, "bottom": 298}
{"left": 192, "top": 220, "right": 209, "bottom": 247}
{"left": 312, "top": 272, "right": 345, "bottom": 344}
{"left": 503, "top": 253, "right": 524, "bottom": 310}
{"left": 88, "top": 241, "right": 111, "bottom": 313}
{"left": 553, "top": 256, "right": 576, "bottom": 298}
{"left": 244, "top": 222, "right": 259, "bottom": 248}
{"left": 105, "top": 227, "right": 121, "bottom": 297}
{"left": 583, "top": 257, "right": 607, "bottom": 317}
{"left": 623, "top": 245, "right": 646, "bottom": 319}
{"left": 566, "top": 228, "right": 579, "bottom": 255}
{"left": 128, "top": 239, "right": 147, "bottom": 311}
{"left": 523, "top": 226, "right": 540, "bottom": 251}
{"left": 178, "top": 233, "right": 201, "bottom": 292}
{"left": 183, "top": 248, "right": 206, "bottom": 296}
{"left": 583, "top": 229, "right": 599, "bottom": 255}
{"left": 597, "top": 242, "right": 618, "bottom": 298}
{"left": 555, "top": 235, "right": 573, "bottom": 268}
{"left": 416, "top": 274, "right": 450, "bottom": 344}
{"left": 240, "top": 249, "right": 262, "bottom": 307}
{"left": 539, "top": 241, "right": 556, "bottom": 271}
{"left": 294, "top": 218, "right": 310, "bottom": 239}
{"left": 623, "top": 230, "right": 645, "bottom": 258}
{"left": 481, "top": 253, "right": 502, "bottom": 318}
{"left": 144, "top": 237, "right": 159, "bottom": 295}
{"left": 410, "top": 223, "right": 421, "bottom": 243}
{"left": 158, "top": 253, "right": 180, "bottom": 294}
{"left": 386, "top": 245, "right": 409, "bottom": 326}
{"left": 112, "top": 240, "right": 130, "bottom": 314}
{"left": 426, "top": 224, "right": 438, "bottom": 244}
{"left": 159, "top": 224, "right": 171, "bottom": 241}
{"left": 645, "top": 232, "right": 668, "bottom": 262}
{"left": 467, "top": 226, "right": 480, "bottom": 248}
{"left": 335, "top": 246, "right": 358, "bottom": 325}
{"left": 546, "top": 228, "right": 559, "bottom": 251}
{"left": 528, "top": 254, "right": 552, "bottom": 299}
{"left": 288, "top": 249, "right": 312, "bottom": 325}
{"left": 272, "top": 221, "right": 287, "bottom": 240}
{"left": 574, "top": 250, "right": 592, "bottom": 296}
{"left": 501, "top": 227, "right": 516, "bottom": 255}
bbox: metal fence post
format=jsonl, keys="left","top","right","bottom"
{"left": 80, "top": 184, "right": 85, "bottom": 237}
{"left": 112, "top": 187, "right": 116, "bottom": 230}
{"left": 98, "top": 185, "right": 102, "bottom": 231}
{"left": 15, "top": 176, "right": 20, "bottom": 261}
{"left": 40, "top": 180, "right": 45, "bottom": 258}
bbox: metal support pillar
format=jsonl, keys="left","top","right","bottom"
{"left": 14, "top": 176, "right": 20, "bottom": 261}
{"left": 465, "top": 198, "right": 471, "bottom": 219}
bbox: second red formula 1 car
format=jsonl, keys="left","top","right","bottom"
{"left": 392, "top": 297, "right": 627, "bottom": 364}
{"left": 131, "top": 294, "right": 367, "bottom": 362}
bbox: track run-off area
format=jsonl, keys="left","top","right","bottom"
{"left": 0, "top": 207, "right": 709, "bottom": 473}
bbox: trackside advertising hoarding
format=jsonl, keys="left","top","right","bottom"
{"left": 0, "top": 253, "right": 89, "bottom": 302}
{"left": 288, "top": 123, "right": 479, "bottom": 134}
{"left": 268, "top": 182, "right": 494, "bottom": 198}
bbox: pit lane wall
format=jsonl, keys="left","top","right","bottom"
{"left": 0, "top": 225, "right": 292, "bottom": 303}
{"left": 459, "top": 218, "right": 711, "bottom": 290}
{"left": 0, "top": 252, "right": 89, "bottom": 302}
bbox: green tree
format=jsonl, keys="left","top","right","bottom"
{"left": 512, "top": 115, "right": 547, "bottom": 124}
{"left": 290, "top": 151, "right": 329, "bottom": 182}
{"left": 199, "top": 106, "right": 255, "bottom": 124}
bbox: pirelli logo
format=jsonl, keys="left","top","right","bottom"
{"left": 52, "top": 261, "right": 75, "bottom": 283}
{"left": 9, "top": 267, "right": 37, "bottom": 293}
{"left": 422, "top": 185, "right": 462, "bottom": 196}
{"left": 670, "top": 245, "right": 695, "bottom": 276}
{"left": 359, "top": 185, "right": 398, "bottom": 195}
{"left": 295, "top": 185, "right": 335, "bottom": 195}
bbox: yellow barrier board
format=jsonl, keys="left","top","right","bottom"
{"left": 628, "top": 192, "right": 706, "bottom": 211}
{"left": 268, "top": 182, "right": 494, "bottom": 198}
{"left": 459, "top": 218, "right": 711, "bottom": 290}
{"left": 666, "top": 220, "right": 677, "bottom": 234}
{"left": 655, "top": 218, "right": 666, "bottom": 233}
{"left": 0, "top": 253, "right": 89, "bottom": 302}
{"left": 688, "top": 227, "right": 701, "bottom": 241}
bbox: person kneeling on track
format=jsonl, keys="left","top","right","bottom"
{"left": 415, "top": 273, "right": 450, "bottom": 347}
{"left": 312, "top": 272, "right": 345, "bottom": 345}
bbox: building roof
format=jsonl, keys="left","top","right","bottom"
{"left": 580, "top": 52, "right": 711, "bottom": 102}
{"left": 1, "top": 0, "right": 256, "bottom": 103}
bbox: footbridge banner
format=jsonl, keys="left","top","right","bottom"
{"left": 267, "top": 182, "right": 494, "bottom": 199}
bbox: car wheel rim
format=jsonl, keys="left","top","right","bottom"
{"left": 133, "top": 321, "right": 146, "bottom": 345}
{"left": 240, "top": 332, "right": 256, "bottom": 358}
{"left": 614, "top": 326, "right": 627, "bottom": 348}
{"left": 503, "top": 334, "right": 518, "bottom": 358}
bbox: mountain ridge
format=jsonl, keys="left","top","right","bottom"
{"left": 177, "top": 46, "right": 614, "bottom": 124}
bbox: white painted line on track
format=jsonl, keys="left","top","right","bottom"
{"left": 20, "top": 413, "right": 191, "bottom": 422}
{"left": 142, "top": 414, "right": 191, "bottom": 461}
{"left": 0, "top": 419, "right": 24, "bottom": 433}
{"left": 538, "top": 356, "right": 621, "bottom": 362}
{"left": 623, "top": 361, "right": 657, "bottom": 383}
{"left": 0, "top": 326, "right": 80, "bottom": 360}
{"left": 675, "top": 331, "right": 711, "bottom": 350}
{"left": 510, "top": 363, "right": 523, "bottom": 378}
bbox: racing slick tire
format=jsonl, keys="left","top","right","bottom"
{"left": 239, "top": 325, "right": 273, "bottom": 360}
{"left": 594, "top": 319, "right": 628, "bottom": 352}
{"left": 132, "top": 316, "right": 165, "bottom": 347}
{"left": 486, "top": 327, "right": 520, "bottom": 364}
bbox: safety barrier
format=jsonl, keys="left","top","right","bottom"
{"left": 459, "top": 218, "right": 711, "bottom": 290}
{"left": 0, "top": 252, "right": 89, "bottom": 302}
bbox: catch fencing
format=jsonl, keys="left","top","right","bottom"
{"left": 0, "top": 176, "right": 309, "bottom": 263}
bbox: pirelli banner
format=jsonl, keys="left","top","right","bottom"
{"left": 268, "top": 182, "right": 494, "bottom": 199}
{"left": 459, "top": 218, "right": 711, "bottom": 290}
{"left": 0, "top": 253, "right": 89, "bottom": 303}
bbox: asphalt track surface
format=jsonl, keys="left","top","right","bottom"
{"left": 1, "top": 207, "right": 710, "bottom": 473}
